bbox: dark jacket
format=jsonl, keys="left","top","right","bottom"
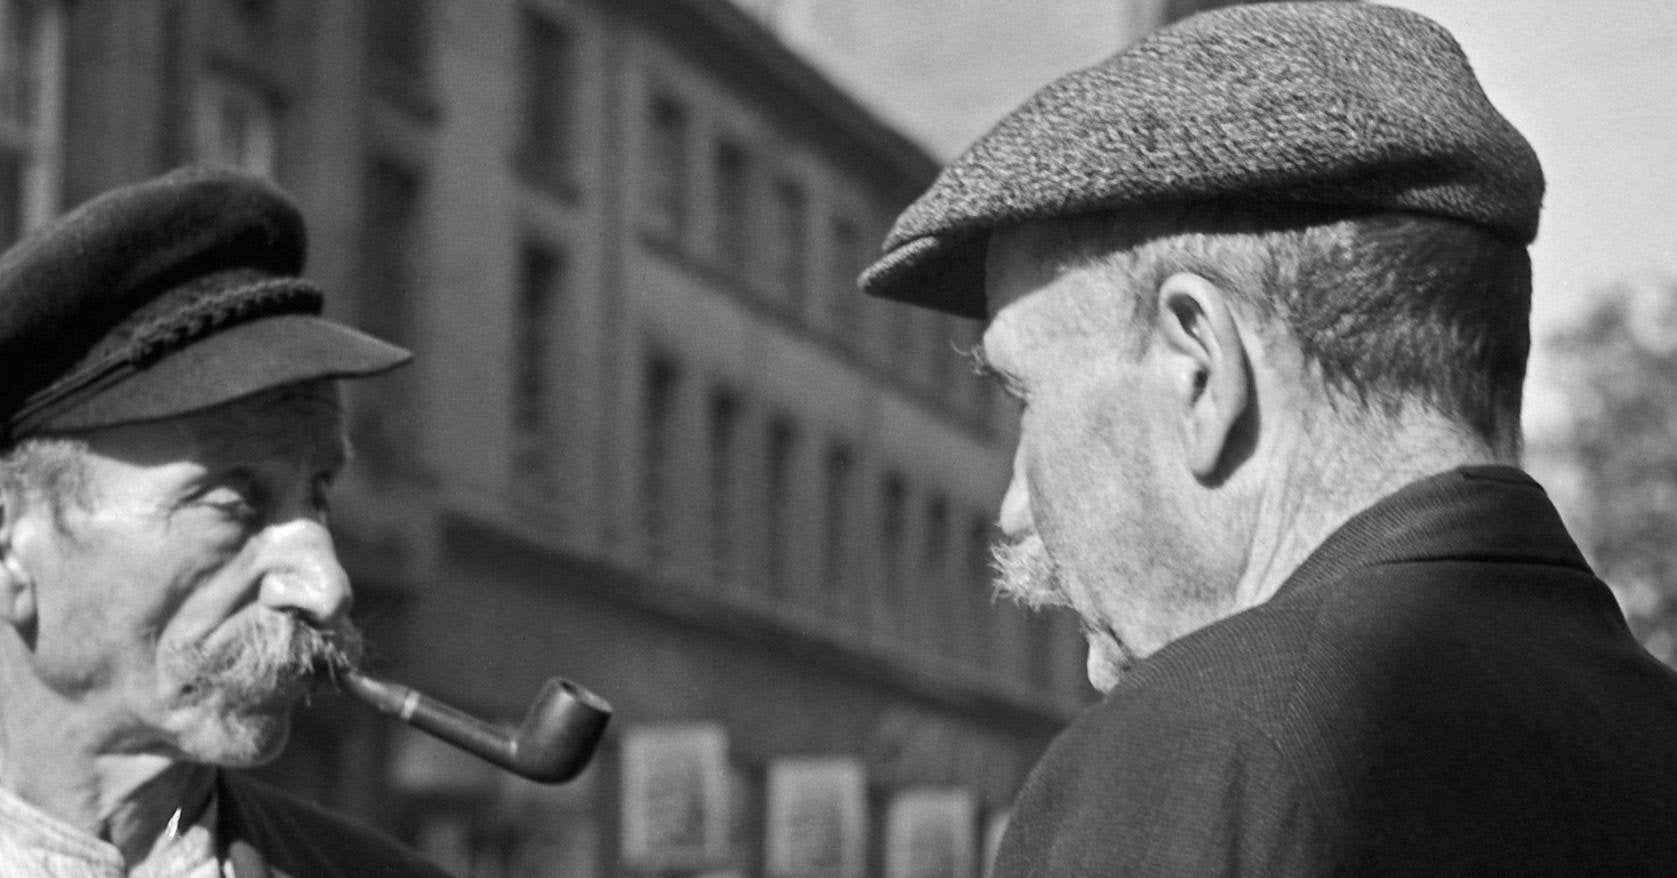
{"left": 993, "top": 466, "right": 1677, "bottom": 876}
{"left": 219, "top": 771, "right": 448, "bottom": 877}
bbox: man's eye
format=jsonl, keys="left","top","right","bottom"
{"left": 204, "top": 491, "right": 260, "bottom": 525}
{"left": 194, "top": 473, "right": 263, "bottom": 526}
{"left": 311, "top": 474, "right": 334, "bottom": 520}
{"left": 967, "top": 350, "right": 1029, "bottom": 404}
{"left": 988, "top": 373, "right": 1028, "bottom": 406}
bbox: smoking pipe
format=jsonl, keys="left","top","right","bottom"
{"left": 341, "top": 670, "right": 612, "bottom": 784}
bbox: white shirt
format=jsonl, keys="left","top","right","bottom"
{"left": 0, "top": 782, "right": 228, "bottom": 877}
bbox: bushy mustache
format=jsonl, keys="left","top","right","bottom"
{"left": 164, "top": 611, "right": 364, "bottom": 705}
{"left": 992, "top": 531, "right": 1140, "bottom": 685}
{"left": 990, "top": 530, "right": 1068, "bottom": 611}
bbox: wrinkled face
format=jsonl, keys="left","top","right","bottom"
{"left": 981, "top": 231, "right": 1204, "bottom": 691}
{"left": 7, "top": 381, "right": 360, "bottom": 765}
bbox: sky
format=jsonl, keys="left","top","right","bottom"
{"left": 760, "top": 0, "right": 1677, "bottom": 440}
{"left": 1381, "top": 0, "right": 1677, "bottom": 435}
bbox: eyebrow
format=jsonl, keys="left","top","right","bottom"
{"left": 965, "top": 343, "right": 1027, "bottom": 400}
{"left": 195, "top": 395, "right": 349, "bottom": 475}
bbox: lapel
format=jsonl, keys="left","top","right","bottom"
{"left": 216, "top": 771, "right": 275, "bottom": 878}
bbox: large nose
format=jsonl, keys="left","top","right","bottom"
{"left": 257, "top": 518, "right": 353, "bottom": 628}
{"left": 998, "top": 443, "right": 1034, "bottom": 538}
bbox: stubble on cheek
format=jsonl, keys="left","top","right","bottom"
{"left": 991, "top": 529, "right": 1138, "bottom": 691}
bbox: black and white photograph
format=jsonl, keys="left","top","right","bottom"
{"left": 0, "top": 0, "right": 1673, "bottom": 875}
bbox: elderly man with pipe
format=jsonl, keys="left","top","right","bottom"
{"left": 864, "top": 3, "right": 1677, "bottom": 874}
{"left": 0, "top": 168, "right": 447, "bottom": 875}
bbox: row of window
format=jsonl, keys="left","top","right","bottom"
{"left": 623, "top": 47, "right": 1006, "bottom": 431}
{"left": 370, "top": 0, "right": 855, "bottom": 340}
{"left": 497, "top": 177, "right": 1053, "bottom": 694}
{"left": 0, "top": 0, "right": 61, "bottom": 248}
{"left": 635, "top": 81, "right": 1007, "bottom": 429}
{"left": 638, "top": 84, "right": 873, "bottom": 331}
{"left": 0, "top": 0, "right": 300, "bottom": 256}
{"left": 492, "top": 0, "right": 1030, "bottom": 673}
{"left": 364, "top": 0, "right": 1000, "bottom": 436}
{"left": 633, "top": 348, "right": 1068, "bottom": 692}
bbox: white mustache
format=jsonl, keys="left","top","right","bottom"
{"left": 164, "top": 611, "right": 364, "bottom": 705}
{"left": 990, "top": 531, "right": 1069, "bottom": 610}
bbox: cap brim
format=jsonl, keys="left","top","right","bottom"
{"left": 860, "top": 233, "right": 989, "bottom": 319}
{"left": 37, "top": 313, "right": 412, "bottom": 433}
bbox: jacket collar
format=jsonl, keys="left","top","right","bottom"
{"left": 1277, "top": 465, "right": 1591, "bottom": 601}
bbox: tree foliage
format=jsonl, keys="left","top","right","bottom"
{"left": 1544, "top": 275, "right": 1677, "bottom": 663}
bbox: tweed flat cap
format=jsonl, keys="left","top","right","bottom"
{"left": 0, "top": 166, "right": 410, "bottom": 444}
{"left": 861, "top": 1, "right": 1544, "bottom": 318}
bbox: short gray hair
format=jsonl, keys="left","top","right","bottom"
{"left": 0, "top": 436, "right": 93, "bottom": 525}
{"left": 1017, "top": 204, "right": 1530, "bottom": 456}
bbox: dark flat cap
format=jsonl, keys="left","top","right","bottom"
{"left": 0, "top": 166, "right": 410, "bottom": 444}
{"left": 861, "top": 1, "right": 1545, "bottom": 318}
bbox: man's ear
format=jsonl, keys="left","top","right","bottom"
{"left": 1151, "top": 272, "right": 1252, "bottom": 480}
{"left": 0, "top": 497, "right": 38, "bottom": 631}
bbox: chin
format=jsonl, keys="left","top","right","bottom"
{"left": 174, "top": 704, "right": 295, "bottom": 768}
{"left": 1085, "top": 642, "right": 1130, "bottom": 693}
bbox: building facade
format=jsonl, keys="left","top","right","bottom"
{"left": 4, "top": 0, "right": 1101, "bottom": 875}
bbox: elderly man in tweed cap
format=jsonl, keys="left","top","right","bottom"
{"left": 0, "top": 168, "right": 446, "bottom": 875}
{"left": 865, "top": 2, "right": 1677, "bottom": 873}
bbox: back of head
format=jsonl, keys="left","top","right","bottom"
{"left": 1028, "top": 204, "right": 1531, "bottom": 455}
{"left": 860, "top": 0, "right": 1542, "bottom": 453}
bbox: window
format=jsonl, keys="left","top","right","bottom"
{"left": 964, "top": 514, "right": 995, "bottom": 669}
{"left": 925, "top": 316, "right": 957, "bottom": 395}
{"left": 866, "top": 299, "right": 916, "bottom": 378}
{"left": 352, "top": 159, "right": 424, "bottom": 474}
{"left": 360, "top": 159, "right": 423, "bottom": 347}
{"left": 764, "top": 417, "right": 797, "bottom": 597}
{"left": 766, "top": 177, "right": 807, "bottom": 307}
{"left": 921, "top": 494, "right": 951, "bottom": 655}
{"left": 954, "top": 321, "right": 988, "bottom": 418}
{"left": 196, "top": 73, "right": 278, "bottom": 176}
{"left": 643, "top": 93, "right": 688, "bottom": 243}
{"left": 708, "top": 390, "right": 741, "bottom": 587}
{"left": 0, "top": 0, "right": 63, "bottom": 247}
{"left": 993, "top": 602, "right": 1034, "bottom": 691}
{"left": 827, "top": 216, "right": 863, "bottom": 339}
{"left": 888, "top": 307, "right": 922, "bottom": 379}
{"left": 822, "top": 443, "right": 854, "bottom": 614}
{"left": 513, "top": 243, "right": 563, "bottom": 509}
{"left": 517, "top": 8, "right": 577, "bottom": 193}
{"left": 879, "top": 471, "right": 909, "bottom": 635}
{"left": 367, "top": 0, "right": 430, "bottom": 106}
{"left": 713, "top": 140, "right": 751, "bottom": 276}
{"left": 642, "top": 355, "right": 682, "bottom": 566}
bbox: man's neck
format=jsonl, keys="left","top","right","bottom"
{"left": 0, "top": 668, "right": 216, "bottom": 865}
{"left": 1233, "top": 412, "right": 1504, "bottom": 610}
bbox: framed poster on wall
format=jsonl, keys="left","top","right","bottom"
{"left": 764, "top": 757, "right": 867, "bottom": 878}
{"left": 885, "top": 788, "right": 977, "bottom": 878}
{"left": 621, "top": 722, "right": 731, "bottom": 871}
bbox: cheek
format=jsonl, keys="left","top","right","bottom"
{"left": 146, "top": 547, "right": 253, "bottom": 651}
{"left": 1019, "top": 423, "right": 1111, "bottom": 556}
{"left": 1023, "top": 388, "right": 1169, "bottom": 565}
{"left": 35, "top": 530, "right": 230, "bottom": 656}
{"left": 26, "top": 552, "right": 129, "bottom": 690}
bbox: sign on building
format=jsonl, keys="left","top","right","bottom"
{"left": 621, "top": 722, "right": 732, "bottom": 871}
{"left": 885, "top": 787, "right": 977, "bottom": 878}
{"left": 765, "top": 756, "right": 868, "bottom": 878}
